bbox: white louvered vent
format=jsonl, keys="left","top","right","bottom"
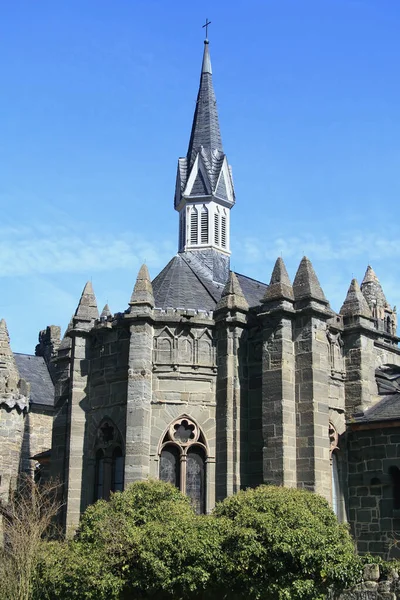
{"left": 214, "top": 212, "right": 219, "bottom": 245}
{"left": 221, "top": 215, "right": 227, "bottom": 248}
{"left": 190, "top": 208, "right": 198, "bottom": 245}
{"left": 201, "top": 206, "right": 208, "bottom": 244}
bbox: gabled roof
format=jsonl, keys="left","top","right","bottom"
{"left": 14, "top": 354, "right": 54, "bottom": 408}
{"left": 152, "top": 252, "right": 267, "bottom": 311}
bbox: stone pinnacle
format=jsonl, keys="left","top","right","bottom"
{"left": 74, "top": 281, "right": 99, "bottom": 322}
{"left": 130, "top": 264, "right": 155, "bottom": 308}
{"left": 293, "top": 256, "right": 327, "bottom": 303}
{"left": 340, "top": 278, "right": 373, "bottom": 318}
{"left": 263, "top": 257, "right": 294, "bottom": 302}
{"left": 215, "top": 272, "right": 249, "bottom": 311}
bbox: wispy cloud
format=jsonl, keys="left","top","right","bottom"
{"left": 236, "top": 231, "right": 400, "bottom": 264}
{"left": 0, "top": 223, "right": 174, "bottom": 277}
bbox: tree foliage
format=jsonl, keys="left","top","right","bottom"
{"left": 35, "top": 481, "right": 362, "bottom": 600}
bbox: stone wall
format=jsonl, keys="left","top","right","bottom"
{"left": 20, "top": 407, "right": 53, "bottom": 477}
{"left": 0, "top": 405, "right": 25, "bottom": 502}
{"left": 335, "top": 564, "right": 400, "bottom": 600}
{"left": 347, "top": 425, "right": 400, "bottom": 559}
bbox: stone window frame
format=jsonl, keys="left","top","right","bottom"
{"left": 93, "top": 418, "right": 125, "bottom": 502}
{"left": 158, "top": 416, "right": 208, "bottom": 512}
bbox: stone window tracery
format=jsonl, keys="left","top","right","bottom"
{"left": 159, "top": 417, "right": 207, "bottom": 514}
{"left": 94, "top": 419, "right": 124, "bottom": 501}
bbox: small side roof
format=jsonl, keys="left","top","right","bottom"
{"left": 353, "top": 366, "right": 400, "bottom": 424}
{"left": 14, "top": 354, "right": 54, "bottom": 408}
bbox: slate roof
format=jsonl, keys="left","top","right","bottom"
{"left": 14, "top": 354, "right": 54, "bottom": 408}
{"left": 187, "top": 40, "right": 223, "bottom": 169}
{"left": 152, "top": 253, "right": 267, "bottom": 311}
{"left": 353, "top": 367, "right": 400, "bottom": 424}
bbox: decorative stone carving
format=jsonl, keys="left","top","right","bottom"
{"left": 327, "top": 330, "right": 344, "bottom": 375}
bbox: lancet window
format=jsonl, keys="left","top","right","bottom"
{"left": 159, "top": 417, "right": 207, "bottom": 514}
{"left": 94, "top": 420, "right": 125, "bottom": 501}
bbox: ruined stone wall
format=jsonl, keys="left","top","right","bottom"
{"left": 347, "top": 425, "right": 400, "bottom": 559}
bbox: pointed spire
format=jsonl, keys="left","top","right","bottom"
{"left": 293, "top": 257, "right": 327, "bottom": 303}
{"left": 187, "top": 40, "right": 223, "bottom": 168}
{"left": 340, "top": 279, "right": 373, "bottom": 318}
{"left": 100, "top": 304, "right": 112, "bottom": 319}
{"left": 201, "top": 39, "right": 212, "bottom": 74}
{"left": 74, "top": 281, "right": 99, "bottom": 323}
{"left": 360, "top": 265, "right": 389, "bottom": 309}
{"left": 130, "top": 264, "right": 154, "bottom": 308}
{"left": 263, "top": 257, "right": 294, "bottom": 302}
{"left": 215, "top": 272, "right": 249, "bottom": 311}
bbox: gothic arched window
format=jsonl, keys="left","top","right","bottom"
{"left": 159, "top": 417, "right": 207, "bottom": 514}
{"left": 93, "top": 420, "right": 125, "bottom": 502}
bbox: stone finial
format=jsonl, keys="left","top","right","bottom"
{"left": 263, "top": 257, "right": 294, "bottom": 302}
{"left": 129, "top": 264, "right": 154, "bottom": 308}
{"left": 293, "top": 257, "right": 327, "bottom": 303}
{"left": 74, "top": 281, "right": 99, "bottom": 323}
{"left": 215, "top": 272, "right": 249, "bottom": 311}
{"left": 0, "top": 319, "right": 29, "bottom": 409}
{"left": 360, "top": 265, "right": 389, "bottom": 310}
{"left": 340, "top": 279, "right": 373, "bottom": 318}
{"left": 100, "top": 304, "right": 112, "bottom": 319}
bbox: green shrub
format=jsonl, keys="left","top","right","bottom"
{"left": 35, "top": 481, "right": 362, "bottom": 600}
{"left": 213, "top": 485, "right": 362, "bottom": 600}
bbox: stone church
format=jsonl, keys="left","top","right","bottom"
{"left": 1, "top": 38, "right": 400, "bottom": 558}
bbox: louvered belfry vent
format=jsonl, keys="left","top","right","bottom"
{"left": 190, "top": 208, "right": 198, "bottom": 245}
{"left": 201, "top": 206, "right": 209, "bottom": 244}
{"left": 221, "top": 214, "right": 227, "bottom": 248}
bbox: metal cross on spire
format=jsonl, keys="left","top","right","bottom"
{"left": 202, "top": 18, "right": 211, "bottom": 40}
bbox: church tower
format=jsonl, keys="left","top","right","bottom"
{"left": 174, "top": 37, "right": 235, "bottom": 275}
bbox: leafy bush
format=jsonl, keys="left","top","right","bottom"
{"left": 213, "top": 485, "right": 362, "bottom": 600}
{"left": 35, "top": 481, "right": 362, "bottom": 600}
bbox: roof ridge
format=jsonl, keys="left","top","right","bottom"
{"left": 180, "top": 254, "right": 220, "bottom": 303}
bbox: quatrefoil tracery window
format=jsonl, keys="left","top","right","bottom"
{"left": 160, "top": 417, "right": 207, "bottom": 514}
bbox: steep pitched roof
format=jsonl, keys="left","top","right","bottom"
{"left": 14, "top": 354, "right": 54, "bottom": 407}
{"left": 187, "top": 40, "right": 223, "bottom": 169}
{"left": 152, "top": 253, "right": 267, "bottom": 311}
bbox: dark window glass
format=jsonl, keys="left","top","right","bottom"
{"left": 186, "top": 446, "right": 205, "bottom": 514}
{"left": 389, "top": 466, "right": 400, "bottom": 509}
{"left": 112, "top": 447, "right": 124, "bottom": 493}
{"left": 95, "top": 449, "right": 105, "bottom": 501}
{"left": 160, "top": 445, "right": 180, "bottom": 488}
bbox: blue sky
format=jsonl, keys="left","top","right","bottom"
{"left": 1, "top": 0, "right": 400, "bottom": 353}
